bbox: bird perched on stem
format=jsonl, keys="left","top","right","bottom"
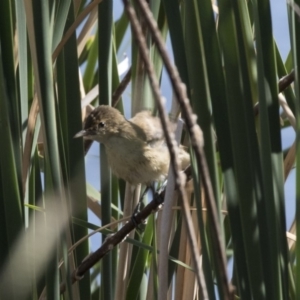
{"left": 75, "top": 105, "right": 190, "bottom": 185}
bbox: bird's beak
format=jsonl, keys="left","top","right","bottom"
{"left": 74, "top": 130, "right": 87, "bottom": 138}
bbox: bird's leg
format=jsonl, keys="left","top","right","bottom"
{"left": 131, "top": 185, "right": 148, "bottom": 230}
{"left": 131, "top": 182, "right": 159, "bottom": 230}
{"left": 131, "top": 181, "right": 166, "bottom": 230}
{"left": 157, "top": 179, "right": 168, "bottom": 194}
{"left": 152, "top": 180, "right": 168, "bottom": 210}
{"left": 140, "top": 185, "right": 150, "bottom": 200}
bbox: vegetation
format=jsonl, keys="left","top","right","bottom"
{"left": 0, "top": 0, "right": 298, "bottom": 299}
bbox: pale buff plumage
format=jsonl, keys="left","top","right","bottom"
{"left": 75, "top": 105, "right": 190, "bottom": 185}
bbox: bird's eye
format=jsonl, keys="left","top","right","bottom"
{"left": 98, "top": 122, "right": 105, "bottom": 128}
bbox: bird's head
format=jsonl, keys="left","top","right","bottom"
{"left": 74, "top": 105, "right": 126, "bottom": 143}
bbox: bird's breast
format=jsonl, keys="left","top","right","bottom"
{"left": 104, "top": 137, "right": 170, "bottom": 185}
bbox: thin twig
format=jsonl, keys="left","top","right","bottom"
{"left": 59, "top": 188, "right": 166, "bottom": 293}
{"left": 279, "top": 93, "right": 296, "bottom": 130}
{"left": 112, "top": 67, "right": 132, "bottom": 107}
{"left": 254, "top": 69, "right": 295, "bottom": 116}
{"left": 133, "top": 0, "right": 234, "bottom": 298}
{"left": 123, "top": 0, "right": 209, "bottom": 298}
{"left": 278, "top": 69, "right": 295, "bottom": 92}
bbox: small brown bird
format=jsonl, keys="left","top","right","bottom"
{"left": 75, "top": 105, "right": 190, "bottom": 185}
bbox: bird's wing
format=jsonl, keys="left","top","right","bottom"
{"left": 129, "top": 111, "right": 166, "bottom": 147}
{"left": 130, "top": 110, "right": 190, "bottom": 169}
